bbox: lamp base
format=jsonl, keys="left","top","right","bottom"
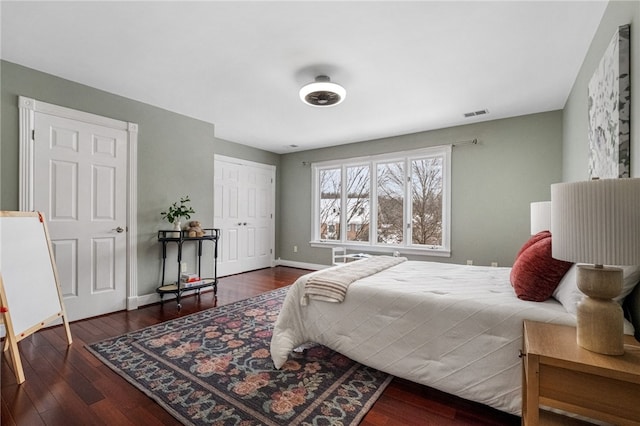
{"left": 576, "top": 265, "right": 624, "bottom": 356}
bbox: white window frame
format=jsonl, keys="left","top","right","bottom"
{"left": 310, "top": 145, "right": 451, "bottom": 257}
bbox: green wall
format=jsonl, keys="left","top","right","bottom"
{"left": 563, "top": 0, "right": 639, "bottom": 181}
{"left": 279, "top": 111, "right": 563, "bottom": 267}
{"left": 0, "top": 60, "right": 280, "bottom": 296}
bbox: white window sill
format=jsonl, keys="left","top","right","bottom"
{"left": 309, "top": 241, "right": 451, "bottom": 258}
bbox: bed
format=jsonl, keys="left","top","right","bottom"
{"left": 270, "top": 258, "right": 639, "bottom": 416}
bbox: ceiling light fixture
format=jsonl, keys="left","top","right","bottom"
{"left": 299, "top": 75, "right": 346, "bottom": 107}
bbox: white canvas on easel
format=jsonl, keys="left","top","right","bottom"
{"left": 0, "top": 211, "right": 72, "bottom": 383}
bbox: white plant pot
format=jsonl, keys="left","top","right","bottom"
{"left": 171, "top": 220, "right": 181, "bottom": 238}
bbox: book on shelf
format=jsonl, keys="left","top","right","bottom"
{"left": 180, "top": 273, "right": 200, "bottom": 282}
{"left": 181, "top": 279, "right": 204, "bottom": 288}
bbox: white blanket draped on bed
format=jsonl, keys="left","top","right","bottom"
{"left": 271, "top": 261, "right": 584, "bottom": 416}
{"left": 303, "top": 255, "right": 406, "bottom": 304}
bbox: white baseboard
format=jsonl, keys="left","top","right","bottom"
{"left": 137, "top": 292, "right": 168, "bottom": 307}
{"left": 274, "top": 258, "right": 327, "bottom": 271}
{"left": 135, "top": 261, "right": 324, "bottom": 308}
{"left": 126, "top": 296, "right": 139, "bottom": 311}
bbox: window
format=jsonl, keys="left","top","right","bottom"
{"left": 377, "top": 161, "right": 404, "bottom": 244}
{"left": 345, "top": 165, "right": 370, "bottom": 242}
{"left": 312, "top": 145, "right": 451, "bottom": 256}
{"left": 318, "top": 168, "right": 341, "bottom": 240}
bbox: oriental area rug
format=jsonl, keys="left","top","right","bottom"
{"left": 87, "top": 287, "right": 392, "bottom": 425}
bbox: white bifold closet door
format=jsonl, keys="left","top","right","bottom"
{"left": 214, "top": 155, "right": 275, "bottom": 277}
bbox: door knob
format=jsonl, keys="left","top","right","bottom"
{"left": 113, "top": 226, "right": 125, "bottom": 233}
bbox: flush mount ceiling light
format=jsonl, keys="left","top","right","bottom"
{"left": 299, "top": 75, "right": 346, "bottom": 107}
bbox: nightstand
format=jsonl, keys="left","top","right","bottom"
{"left": 522, "top": 320, "right": 640, "bottom": 425}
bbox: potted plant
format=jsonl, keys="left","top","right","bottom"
{"left": 161, "top": 196, "right": 195, "bottom": 236}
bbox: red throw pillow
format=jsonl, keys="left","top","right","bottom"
{"left": 511, "top": 235, "right": 573, "bottom": 302}
{"left": 514, "top": 230, "right": 551, "bottom": 261}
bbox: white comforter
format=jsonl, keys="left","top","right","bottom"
{"left": 270, "top": 261, "right": 579, "bottom": 416}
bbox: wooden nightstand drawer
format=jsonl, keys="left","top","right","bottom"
{"left": 522, "top": 320, "right": 640, "bottom": 425}
{"left": 539, "top": 364, "right": 640, "bottom": 421}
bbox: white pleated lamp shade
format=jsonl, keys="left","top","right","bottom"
{"left": 530, "top": 201, "right": 551, "bottom": 235}
{"left": 551, "top": 178, "right": 640, "bottom": 265}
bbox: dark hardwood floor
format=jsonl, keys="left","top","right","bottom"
{"left": 1, "top": 266, "right": 519, "bottom": 425}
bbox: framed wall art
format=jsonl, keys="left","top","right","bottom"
{"left": 588, "top": 24, "right": 630, "bottom": 179}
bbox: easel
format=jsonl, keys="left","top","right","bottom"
{"left": 0, "top": 211, "right": 72, "bottom": 384}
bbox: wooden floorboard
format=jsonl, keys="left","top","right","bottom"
{"left": 2, "top": 266, "right": 520, "bottom": 425}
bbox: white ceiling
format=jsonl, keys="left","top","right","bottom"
{"left": 1, "top": 1, "right": 607, "bottom": 154}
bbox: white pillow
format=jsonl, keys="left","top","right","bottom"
{"left": 553, "top": 265, "right": 579, "bottom": 314}
{"left": 552, "top": 264, "right": 640, "bottom": 315}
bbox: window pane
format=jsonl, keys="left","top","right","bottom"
{"left": 345, "top": 165, "right": 370, "bottom": 242}
{"left": 319, "top": 168, "right": 341, "bottom": 240}
{"left": 411, "top": 157, "right": 443, "bottom": 246}
{"left": 377, "top": 162, "right": 404, "bottom": 244}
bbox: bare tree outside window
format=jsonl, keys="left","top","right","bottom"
{"left": 346, "top": 165, "right": 370, "bottom": 242}
{"left": 411, "top": 157, "right": 443, "bottom": 246}
{"left": 319, "top": 168, "right": 341, "bottom": 240}
{"left": 377, "top": 162, "right": 404, "bottom": 244}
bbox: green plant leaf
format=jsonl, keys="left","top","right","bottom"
{"left": 161, "top": 195, "right": 196, "bottom": 223}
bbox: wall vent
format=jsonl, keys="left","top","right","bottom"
{"left": 464, "top": 109, "right": 489, "bottom": 118}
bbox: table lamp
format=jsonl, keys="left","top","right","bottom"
{"left": 551, "top": 178, "right": 640, "bottom": 355}
{"left": 530, "top": 201, "right": 551, "bottom": 234}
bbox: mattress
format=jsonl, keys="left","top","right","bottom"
{"left": 270, "top": 260, "right": 581, "bottom": 415}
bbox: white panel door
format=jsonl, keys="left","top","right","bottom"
{"left": 214, "top": 156, "right": 274, "bottom": 276}
{"left": 33, "top": 112, "right": 128, "bottom": 321}
{"left": 215, "top": 160, "right": 243, "bottom": 276}
{"left": 242, "top": 166, "right": 274, "bottom": 271}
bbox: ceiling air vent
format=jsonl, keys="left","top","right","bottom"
{"left": 464, "top": 109, "right": 489, "bottom": 118}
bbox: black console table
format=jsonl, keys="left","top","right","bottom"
{"left": 156, "top": 228, "right": 220, "bottom": 309}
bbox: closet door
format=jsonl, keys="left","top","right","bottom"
{"left": 214, "top": 156, "right": 275, "bottom": 276}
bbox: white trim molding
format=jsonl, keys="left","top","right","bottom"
{"left": 126, "top": 122, "right": 139, "bottom": 310}
{"left": 274, "top": 258, "right": 326, "bottom": 271}
{"left": 18, "top": 97, "right": 36, "bottom": 211}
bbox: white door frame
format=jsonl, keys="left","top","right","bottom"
{"left": 18, "top": 96, "right": 139, "bottom": 310}
{"left": 214, "top": 154, "right": 276, "bottom": 274}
